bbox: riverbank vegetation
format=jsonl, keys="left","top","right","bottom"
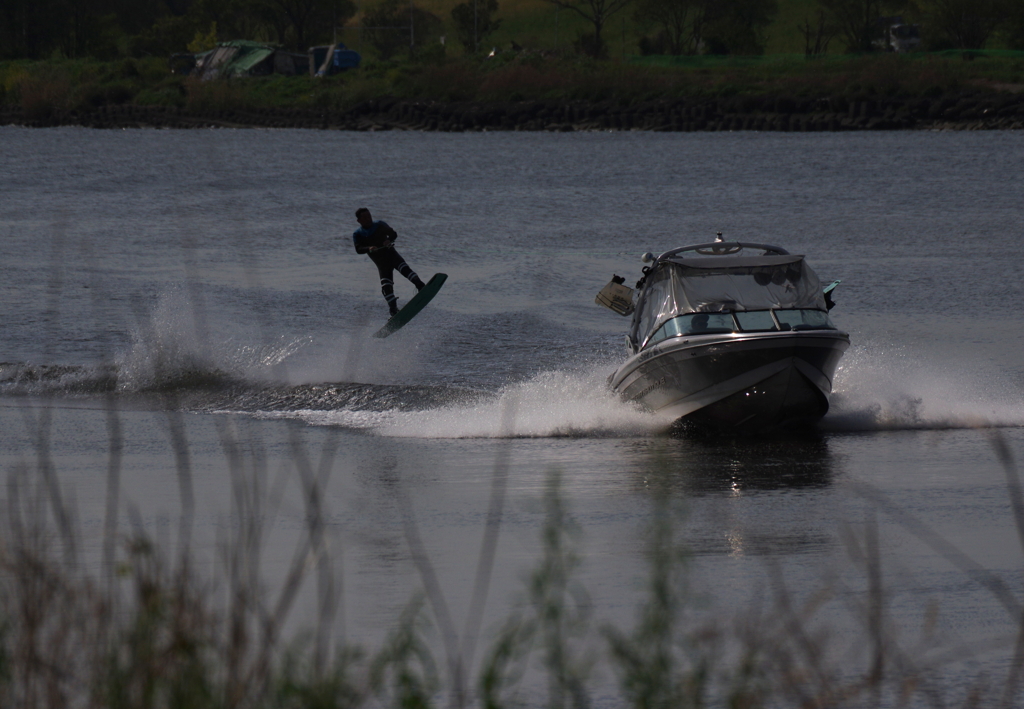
{"left": 2, "top": 50, "right": 1023, "bottom": 117}
{"left": 4, "top": 0, "right": 1024, "bottom": 128}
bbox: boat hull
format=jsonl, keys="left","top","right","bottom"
{"left": 609, "top": 331, "right": 850, "bottom": 433}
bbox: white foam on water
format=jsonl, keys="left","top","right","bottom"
{"left": 208, "top": 336, "right": 1024, "bottom": 437}
{"left": 281, "top": 327, "right": 421, "bottom": 387}
{"left": 116, "top": 287, "right": 311, "bottom": 391}
{"left": 822, "top": 343, "right": 1024, "bottom": 432}
{"left": 374, "top": 367, "right": 667, "bottom": 438}
{"left": 249, "top": 408, "right": 390, "bottom": 430}
{"left": 271, "top": 366, "right": 666, "bottom": 439}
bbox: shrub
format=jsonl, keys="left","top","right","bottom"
{"left": 184, "top": 77, "right": 248, "bottom": 114}
{"left": 17, "top": 72, "right": 72, "bottom": 119}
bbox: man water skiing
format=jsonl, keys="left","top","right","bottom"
{"left": 353, "top": 207, "right": 426, "bottom": 317}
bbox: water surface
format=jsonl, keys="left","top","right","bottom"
{"left": 2, "top": 126, "right": 1024, "bottom": 704}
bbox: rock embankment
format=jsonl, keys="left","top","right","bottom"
{"left": 4, "top": 93, "right": 1024, "bottom": 131}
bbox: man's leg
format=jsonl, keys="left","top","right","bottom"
{"left": 372, "top": 257, "right": 399, "bottom": 316}
{"left": 391, "top": 248, "right": 426, "bottom": 291}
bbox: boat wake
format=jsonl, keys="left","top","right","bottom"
{"left": 0, "top": 288, "right": 659, "bottom": 438}
{"left": 260, "top": 368, "right": 664, "bottom": 439}
{"left": 7, "top": 342, "right": 1023, "bottom": 437}
{"left": 0, "top": 330, "right": 310, "bottom": 398}
{"left": 5, "top": 291, "right": 1023, "bottom": 439}
{"left": 821, "top": 344, "right": 1024, "bottom": 432}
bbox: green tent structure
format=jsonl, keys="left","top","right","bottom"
{"left": 195, "top": 40, "right": 308, "bottom": 80}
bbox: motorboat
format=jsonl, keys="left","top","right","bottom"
{"left": 596, "top": 238, "right": 850, "bottom": 433}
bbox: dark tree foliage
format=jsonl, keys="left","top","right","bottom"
{"left": 539, "top": 0, "right": 633, "bottom": 57}
{"left": 1, "top": 0, "right": 125, "bottom": 58}
{"left": 0, "top": 0, "right": 353, "bottom": 59}
{"left": 634, "top": 0, "right": 709, "bottom": 55}
{"left": 127, "top": 15, "right": 201, "bottom": 57}
{"left": 255, "top": 0, "right": 355, "bottom": 50}
{"left": 798, "top": 9, "right": 837, "bottom": 57}
{"left": 703, "top": 0, "right": 778, "bottom": 54}
{"left": 818, "top": 0, "right": 903, "bottom": 52}
{"left": 111, "top": 0, "right": 170, "bottom": 35}
{"left": 186, "top": 0, "right": 271, "bottom": 45}
{"left": 1008, "top": 2, "right": 1024, "bottom": 50}
{"left": 634, "top": 0, "right": 776, "bottom": 56}
{"left": 450, "top": 0, "right": 502, "bottom": 53}
{"left": 910, "top": 0, "right": 1011, "bottom": 50}
{"left": 362, "top": 0, "right": 443, "bottom": 60}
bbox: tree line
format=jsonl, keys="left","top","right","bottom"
{"left": 581, "top": 0, "right": 1024, "bottom": 58}
{"left": 809, "top": 0, "right": 1024, "bottom": 54}
{"left": 0, "top": 0, "right": 358, "bottom": 59}
{"left": 1, "top": 0, "right": 1022, "bottom": 62}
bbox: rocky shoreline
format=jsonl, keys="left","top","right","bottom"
{"left": 4, "top": 93, "right": 1024, "bottom": 131}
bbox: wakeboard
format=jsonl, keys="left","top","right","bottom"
{"left": 373, "top": 273, "right": 448, "bottom": 339}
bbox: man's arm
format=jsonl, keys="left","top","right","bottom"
{"left": 353, "top": 230, "right": 373, "bottom": 254}
{"left": 353, "top": 222, "right": 398, "bottom": 254}
{"left": 371, "top": 222, "right": 397, "bottom": 249}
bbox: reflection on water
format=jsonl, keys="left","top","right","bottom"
{"left": 628, "top": 434, "right": 835, "bottom": 496}
{"left": 611, "top": 434, "right": 838, "bottom": 559}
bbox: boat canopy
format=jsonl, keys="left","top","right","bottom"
{"left": 632, "top": 254, "right": 827, "bottom": 347}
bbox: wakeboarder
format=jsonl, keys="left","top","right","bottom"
{"left": 352, "top": 207, "right": 426, "bottom": 317}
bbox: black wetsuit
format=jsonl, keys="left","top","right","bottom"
{"left": 352, "top": 220, "right": 425, "bottom": 315}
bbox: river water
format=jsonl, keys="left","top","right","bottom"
{"left": 2, "top": 125, "right": 1024, "bottom": 705}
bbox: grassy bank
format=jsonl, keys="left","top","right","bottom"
{"left": 2, "top": 51, "right": 1024, "bottom": 122}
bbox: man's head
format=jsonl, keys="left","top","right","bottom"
{"left": 355, "top": 207, "right": 373, "bottom": 228}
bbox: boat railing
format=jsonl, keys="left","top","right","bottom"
{"left": 640, "top": 307, "right": 838, "bottom": 351}
{"left": 657, "top": 242, "right": 790, "bottom": 261}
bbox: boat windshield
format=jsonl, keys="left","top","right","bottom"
{"left": 775, "top": 309, "right": 834, "bottom": 330}
{"left": 735, "top": 311, "right": 776, "bottom": 332}
{"left": 631, "top": 255, "right": 829, "bottom": 347}
{"left": 647, "top": 313, "right": 735, "bottom": 345}
{"left": 643, "top": 308, "right": 836, "bottom": 348}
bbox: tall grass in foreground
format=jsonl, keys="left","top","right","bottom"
{"left": 2, "top": 397, "right": 1024, "bottom": 708}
